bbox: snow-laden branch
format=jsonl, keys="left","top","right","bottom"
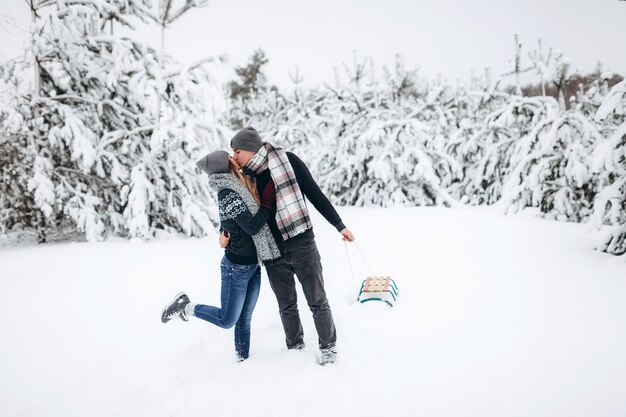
{"left": 44, "top": 95, "right": 141, "bottom": 121}
{"left": 161, "top": 56, "right": 222, "bottom": 79}
{"left": 166, "top": 0, "right": 209, "bottom": 24}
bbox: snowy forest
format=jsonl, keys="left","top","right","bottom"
{"left": 0, "top": 0, "right": 624, "bottom": 256}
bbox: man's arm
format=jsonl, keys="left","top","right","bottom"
{"left": 287, "top": 152, "right": 354, "bottom": 241}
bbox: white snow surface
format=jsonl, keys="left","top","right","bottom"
{"left": 1, "top": 207, "right": 625, "bottom": 417}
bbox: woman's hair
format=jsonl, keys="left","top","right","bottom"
{"left": 228, "top": 159, "right": 260, "bottom": 205}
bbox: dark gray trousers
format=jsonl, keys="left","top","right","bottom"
{"left": 264, "top": 234, "right": 337, "bottom": 350}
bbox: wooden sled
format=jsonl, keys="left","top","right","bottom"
{"left": 357, "top": 276, "right": 399, "bottom": 307}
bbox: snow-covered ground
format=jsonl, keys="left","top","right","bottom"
{"left": 1, "top": 207, "right": 625, "bottom": 417}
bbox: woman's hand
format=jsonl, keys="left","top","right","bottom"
{"left": 219, "top": 231, "right": 230, "bottom": 248}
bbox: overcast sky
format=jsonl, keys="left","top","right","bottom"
{"left": 1, "top": 0, "right": 625, "bottom": 90}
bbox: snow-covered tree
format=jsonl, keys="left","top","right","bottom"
{"left": 0, "top": 60, "right": 40, "bottom": 238}
{"left": 311, "top": 58, "right": 462, "bottom": 207}
{"left": 0, "top": 0, "right": 226, "bottom": 243}
{"left": 589, "top": 80, "right": 626, "bottom": 255}
{"left": 327, "top": 112, "right": 461, "bottom": 207}
{"left": 571, "top": 73, "right": 609, "bottom": 119}
{"left": 450, "top": 95, "right": 556, "bottom": 205}
{"left": 501, "top": 102, "right": 601, "bottom": 221}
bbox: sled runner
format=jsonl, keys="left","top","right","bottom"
{"left": 357, "top": 276, "right": 399, "bottom": 307}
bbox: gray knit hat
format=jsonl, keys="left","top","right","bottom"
{"left": 196, "top": 150, "right": 229, "bottom": 175}
{"left": 230, "top": 127, "right": 263, "bottom": 152}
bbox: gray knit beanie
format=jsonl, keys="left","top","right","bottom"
{"left": 230, "top": 127, "right": 263, "bottom": 152}
{"left": 196, "top": 150, "right": 229, "bottom": 175}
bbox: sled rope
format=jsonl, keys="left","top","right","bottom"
{"left": 343, "top": 241, "right": 359, "bottom": 291}
{"left": 343, "top": 241, "right": 373, "bottom": 290}
{"left": 354, "top": 241, "right": 373, "bottom": 275}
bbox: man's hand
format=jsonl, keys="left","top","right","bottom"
{"left": 219, "top": 231, "right": 230, "bottom": 248}
{"left": 340, "top": 228, "right": 355, "bottom": 242}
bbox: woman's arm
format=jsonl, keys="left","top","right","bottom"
{"left": 218, "top": 189, "right": 270, "bottom": 236}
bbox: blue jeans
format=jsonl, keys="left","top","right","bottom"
{"left": 194, "top": 255, "right": 261, "bottom": 359}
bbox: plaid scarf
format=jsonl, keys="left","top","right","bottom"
{"left": 244, "top": 143, "right": 312, "bottom": 241}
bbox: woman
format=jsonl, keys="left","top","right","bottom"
{"left": 161, "top": 150, "right": 281, "bottom": 362}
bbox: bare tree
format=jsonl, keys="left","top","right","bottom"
{"left": 24, "top": 0, "right": 49, "bottom": 97}
{"left": 289, "top": 63, "right": 304, "bottom": 101}
{"left": 552, "top": 51, "right": 572, "bottom": 108}
{"left": 155, "top": 0, "right": 209, "bottom": 121}
{"left": 342, "top": 51, "right": 370, "bottom": 90}
{"left": 502, "top": 34, "right": 532, "bottom": 96}
{"left": 528, "top": 38, "right": 553, "bottom": 96}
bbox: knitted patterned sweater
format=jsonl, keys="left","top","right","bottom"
{"left": 218, "top": 188, "right": 271, "bottom": 265}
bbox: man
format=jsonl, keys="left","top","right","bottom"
{"left": 221, "top": 126, "right": 354, "bottom": 365}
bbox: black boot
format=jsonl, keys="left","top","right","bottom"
{"left": 161, "top": 292, "right": 190, "bottom": 323}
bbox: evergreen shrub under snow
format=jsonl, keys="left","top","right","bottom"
{"left": 0, "top": 0, "right": 228, "bottom": 243}
{"left": 1, "top": 15, "right": 624, "bottom": 256}
{"left": 232, "top": 58, "right": 625, "bottom": 255}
